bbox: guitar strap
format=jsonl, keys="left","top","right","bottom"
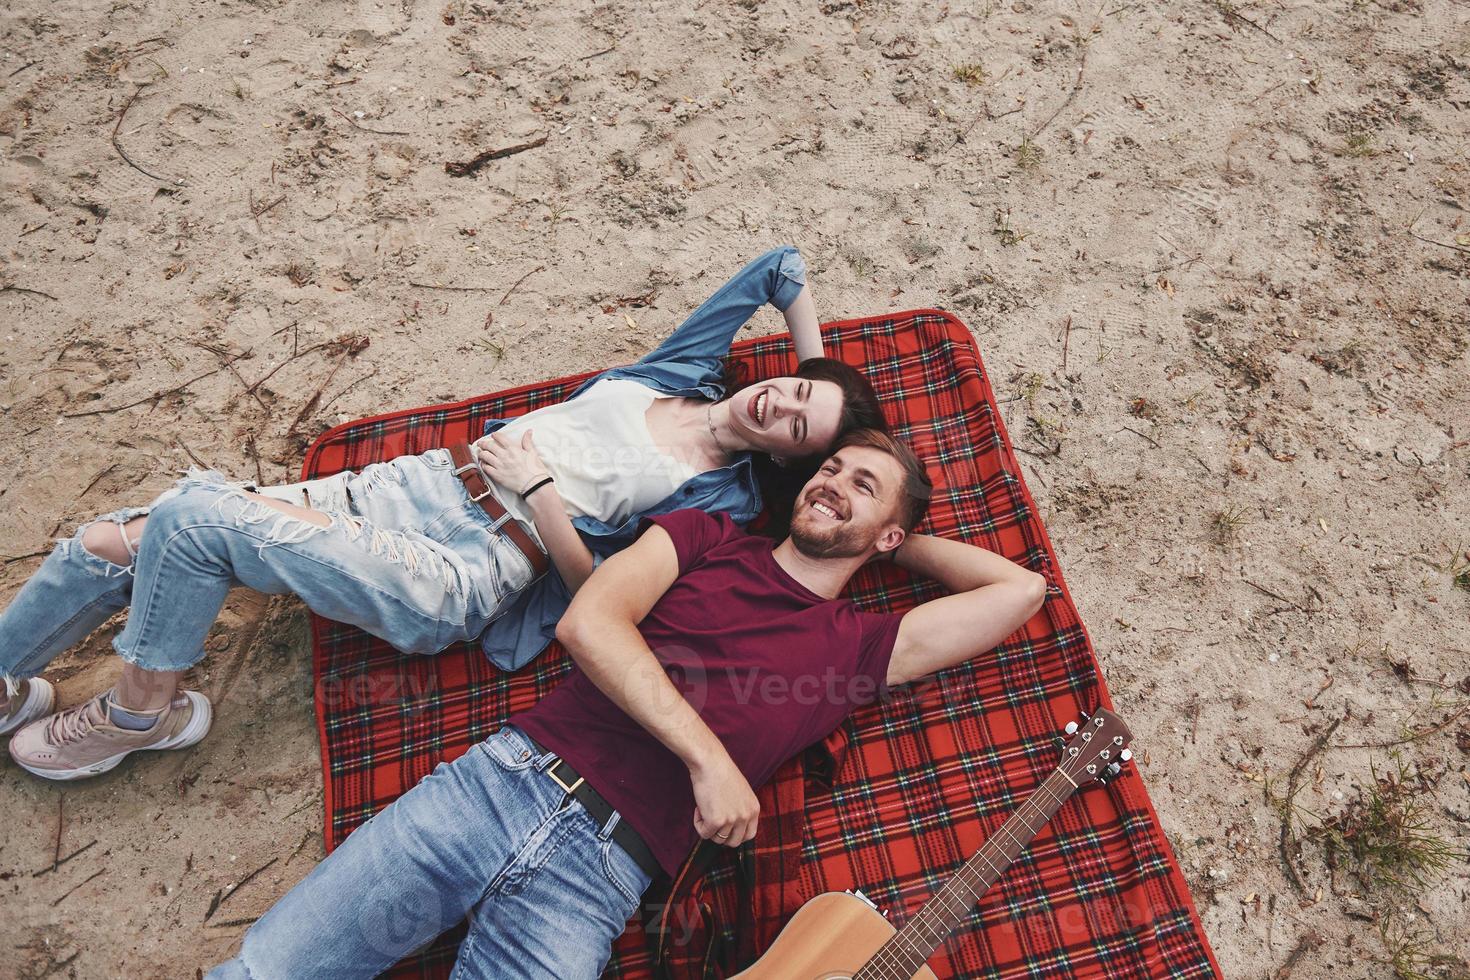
{"left": 643, "top": 724, "right": 854, "bottom": 979}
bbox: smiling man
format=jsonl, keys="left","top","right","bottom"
{"left": 208, "top": 428, "right": 1048, "bottom": 979}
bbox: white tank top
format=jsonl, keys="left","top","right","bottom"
{"left": 492, "top": 378, "right": 701, "bottom": 549}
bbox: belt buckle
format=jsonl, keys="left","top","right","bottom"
{"left": 469, "top": 485, "right": 496, "bottom": 503}
{"left": 547, "top": 759, "right": 584, "bottom": 795}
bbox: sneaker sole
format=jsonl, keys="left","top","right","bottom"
{"left": 14, "top": 691, "right": 214, "bottom": 782}
{"left": 0, "top": 678, "right": 56, "bottom": 737}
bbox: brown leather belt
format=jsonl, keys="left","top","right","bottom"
{"left": 446, "top": 442, "right": 551, "bottom": 579}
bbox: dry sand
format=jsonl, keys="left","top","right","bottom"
{"left": 2, "top": 0, "right": 1468, "bottom": 976}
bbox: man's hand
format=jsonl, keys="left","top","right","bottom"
{"left": 689, "top": 749, "right": 760, "bottom": 847}
{"left": 474, "top": 430, "right": 549, "bottom": 496}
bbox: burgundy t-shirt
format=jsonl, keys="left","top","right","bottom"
{"left": 510, "top": 508, "right": 904, "bottom": 878}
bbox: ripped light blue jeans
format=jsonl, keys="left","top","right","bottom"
{"left": 0, "top": 449, "right": 538, "bottom": 688}
{"left": 205, "top": 723, "right": 652, "bottom": 979}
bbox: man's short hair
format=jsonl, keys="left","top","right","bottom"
{"left": 832, "top": 428, "right": 932, "bottom": 532}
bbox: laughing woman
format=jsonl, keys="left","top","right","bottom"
{"left": 1, "top": 245, "right": 885, "bottom": 781}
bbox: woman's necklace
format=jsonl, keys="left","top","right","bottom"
{"left": 705, "top": 402, "right": 734, "bottom": 459}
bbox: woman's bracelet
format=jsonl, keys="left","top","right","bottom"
{"left": 521, "top": 475, "right": 555, "bottom": 500}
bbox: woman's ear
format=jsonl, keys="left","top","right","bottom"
{"left": 772, "top": 455, "right": 788, "bottom": 468}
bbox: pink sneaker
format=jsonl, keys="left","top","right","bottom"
{"left": 9, "top": 688, "right": 212, "bottom": 781}
{"left": 1, "top": 677, "right": 56, "bottom": 736}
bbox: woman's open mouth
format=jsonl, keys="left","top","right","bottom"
{"left": 748, "top": 389, "right": 769, "bottom": 427}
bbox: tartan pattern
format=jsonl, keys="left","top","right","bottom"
{"left": 304, "top": 310, "right": 1221, "bottom": 979}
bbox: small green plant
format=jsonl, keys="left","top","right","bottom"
{"left": 1448, "top": 550, "right": 1470, "bottom": 593}
{"left": 1015, "top": 135, "right": 1044, "bottom": 171}
{"left": 1314, "top": 754, "right": 1459, "bottom": 893}
{"left": 952, "top": 62, "right": 985, "bottom": 85}
{"left": 1016, "top": 372, "right": 1045, "bottom": 404}
{"left": 844, "top": 251, "right": 874, "bottom": 279}
{"left": 1344, "top": 131, "right": 1377, "bottom": 157}
{"left": 993, "top": 209, "right": 1029, "bottom": 246}
{"left": 1377, "top": 911, "right": 1470, "bottom": 980}
{"left": 1208, "top": 503, "right": 1250, "bottom": 547}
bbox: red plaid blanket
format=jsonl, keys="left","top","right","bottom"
{"left": 303, "top": 310, "right": 1221, "bottom": 979}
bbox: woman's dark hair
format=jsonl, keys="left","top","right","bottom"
{"left": 720, "top": 356, "right": 887, "bottom": 539}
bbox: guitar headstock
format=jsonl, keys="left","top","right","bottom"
{"left": 1054, "top": 709, "right": 1133, "bottom": 787}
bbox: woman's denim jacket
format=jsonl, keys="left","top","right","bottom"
{"left": 476, "top": 245, "right": 809, "bottom": 670}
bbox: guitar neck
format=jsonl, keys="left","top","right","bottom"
{"left": 856, "top": 767, "right": 1079, "bottom": 980}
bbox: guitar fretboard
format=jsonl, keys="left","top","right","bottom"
{"left": 852, "top": 767, "right": 1077, "bottom": 980}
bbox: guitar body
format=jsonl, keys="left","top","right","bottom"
{"left": 728, "top": 892, "right": 940, "bottom": 980}
{"left": 727, "top": 711, "right": 1137, "bottom": 979}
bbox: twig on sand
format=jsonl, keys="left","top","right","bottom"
{"left": 176, "top": 438, "right": 210, "bottom": 470}
{"left": 408, "top": 281, "right": 497, "bottom": 292}
{"left": 500, "top": 265, "right": 545, "bottom": 306}
{"left": 244, "top": 341, "right": 335, "bottom": 397}
{"left": 286, "top": 338, "right": 370, "bottom": 438}
{"left": 1, "top": 284, "right": 59, "bottom": 301}
{"left": 1219, "top": 4, "right": 1282, "bottom": 43}
{"left": 1335, "top": 703, "right": 1470, "bottom": 750}
{"left": 2, "top": 550, "right": 48, "bottom": 565}
{"left": 52, "top": 869, "right": 106, "bottom": 907}
{"left": 205, "top": 857, "right": 279, "bottom": 922}
{"left": 245, "top": 433, "right": 263, "bottom": 486}
{"left": 331, "top": 108, "right": 409, "bottom": 136}
{"left": 1245, "top": 579, "right": 1304, "bottom": 611}
{"left": 194, "top": 340, "right": 269, "bottom": 411}
{"left": 32, "top": 839, "right": 98, "bottom": 878}
{"left": 1273, "top": 931, "right": 1323, "bottom": 980}
{"left": 80, "top": 465, "right": 116, "bottom": 498}
{"left": 1118, "top": 426, "right": 1160, "bottom": 449}
{"left": 52, "top": 796, "right": 65, "bottom": 872}
{"left": 112, "top": 84, "right": 179, "bottom": 185}
{"left": 8, "top": 60, "right": 39, "bottom": 77}
{"left": 248, "top": 190, "right": 287, "bottom": 231}
{"left": 209, "top": 916, "right": 262, "bottom": 928}
{"left": 1405, "top": 206, "right": 1470, "bottom": 256}
{"left": 65, "top": 352, "right": 250, "bottom": 417}
{"left": 1028, "top": 49, "right": 1088, "bottom": 141}
{"left": 1275, "top": 717, "right": 1342, "bottom": 895}
{"left": 315, "top": 366, "right": 379, "bottom": 419}
{"left": 444, "top": 136, "right": 548, "bottom": 177}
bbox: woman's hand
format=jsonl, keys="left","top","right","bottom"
{"left": 474, "top": 430, "right": 550, "bottom": 496}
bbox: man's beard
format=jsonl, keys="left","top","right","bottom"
{"left": 789, "top": 510, "right": 871, "bottom": 559}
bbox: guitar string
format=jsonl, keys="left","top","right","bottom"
{"left": 874, "top": 774, "right": 1069, "bottom": 979}
{"left": 867, "top": 769, "right": 1081, "bottom": 979}
{"left": 883, "top": 775, "right": 1067, "bottom": 973}
{"left": 861, "top": 738, "right": 1119, "bottom": 980}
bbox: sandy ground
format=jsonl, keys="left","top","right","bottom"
{"left": 2, "top": 0, "right": 1468, "bottom": 977}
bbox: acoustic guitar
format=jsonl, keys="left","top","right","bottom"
{"left": 730, "top": 709, "right": 1134, "bottom": 980}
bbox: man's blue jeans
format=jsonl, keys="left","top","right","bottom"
{"left": 207, "top": 723, "right": 654, "bottom": 978}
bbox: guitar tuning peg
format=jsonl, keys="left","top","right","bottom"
{"left": 1052, "top": 736, "right": 1065, "bottom": 752}
{"left": 1079, "top": 710, "right": 1091, "bottom": 720}
{"left": 1106, "top": 762, "right": 1121, "bottom": 776}
{"left": 1064, "top": 721, "right": 1079, "bottom": 736}
{"left": 1120, "top": 749, "right": 1133, "bottom": 763}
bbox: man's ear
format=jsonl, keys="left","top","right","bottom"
{"left": 874, "top": 526, "right": 906, "bottom": 559}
